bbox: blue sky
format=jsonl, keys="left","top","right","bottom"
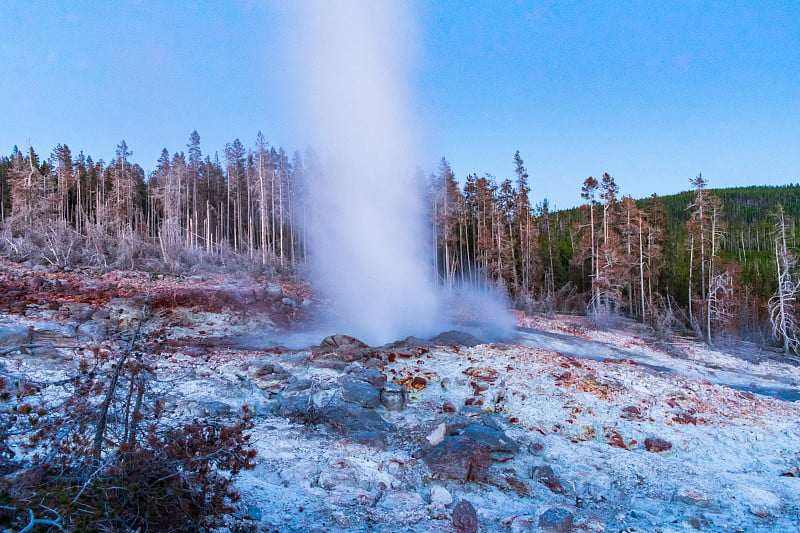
{"left": 1, "top": 1, "right": 798, "bottom": 209}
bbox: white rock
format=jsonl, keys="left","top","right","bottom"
{"left": 429, "top": 485, "right": 453, "bottom": 505}
{"left": 379, "top": 491, "right": 425, "bottom": 510}
{"left": 426, "top": 423, "right": 447, "bottom": 446}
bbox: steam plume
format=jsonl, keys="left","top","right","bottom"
{"left": 288, "top": 1, "right": 512, "bottom": 346}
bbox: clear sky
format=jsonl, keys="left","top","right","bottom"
{"left": 2, "top": 1, "right": 798, "bottom": 209}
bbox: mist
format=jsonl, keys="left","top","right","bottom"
{"left": 287, "top": 1, "right": 513, "bottom": 346}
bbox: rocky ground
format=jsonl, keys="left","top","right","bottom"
{"left": 1, "top": 259, "right": 800, "bottom": 532}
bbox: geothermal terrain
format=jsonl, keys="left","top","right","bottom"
{"left": 2, "top": 261, "right": 800, "bottom": 532}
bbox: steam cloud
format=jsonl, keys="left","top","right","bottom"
{"left": 288, "top": 1, "right": 513, "bottom": 346}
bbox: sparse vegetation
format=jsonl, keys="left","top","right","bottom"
{"left": 0, "top": 315, "right": 257, "bottom": 532}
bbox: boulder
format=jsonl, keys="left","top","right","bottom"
{"left": 380, "top": 383, "right": 407, "bottom": 411}
{"left": 341, "top": 381, "right": 381, "bottom": 409}
{"left": 198, "top": 401, "right": 233, "bottom": 418}
{"left": 349, "top": 430, "right": 389, "bottom": 450}
{"left": 644, "top": 437, "right": 673, "bottom": 454}
{"left": 429, "top": 330, "right": 483, "bottom": 347}
{"left": 283, "top": 378, "right": 313, "bottom": 393}
{"left": 620, "top": 405, "right": 642, "bottom": 420}
{"left": 344, "top": 367, "right": 387, "bottom": 387}
{"left": 0, "top": 324, "right": 31, "bottom": 346}
{"left": 461, "top": 424, "right": 519, "bottom": 457}
{"left": 327, "top": 403, "right": 395, "bottom": 435}
{"left": 452, "top": 499, "right": 479, "bottom": 533}
{"left": 538, "top": 508, "right": 574, "bottom": 532}
{"left": 246, "top": 362, "right": 289, "bottom": 390}
{"left": 378, "top": 491, "right": 425, "bottom": 511}
{"left": 530, "top": 464, "right": 566, "bottom": 494}
{"left": 320, "top": 334, "right": 374, "bottom": 362}
{"left": 265, "top": 282, "right": 284, "bottom": 301}
{"left": 276, "top": 395, "right": 316, "bottom": 420}
{"left": 429, "top": 485, "right": 453, "bottom": 505}
{"left": 422, "top": 436, "right": 492, "bottom": 482}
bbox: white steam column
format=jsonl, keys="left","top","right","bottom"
{"left": 290, "top": 1, "right": 441, "bottom": 345}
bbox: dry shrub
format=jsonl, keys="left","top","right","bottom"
{"left": 0, "top": 329, "right": 256, "bottom": 532}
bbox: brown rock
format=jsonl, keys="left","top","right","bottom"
{"left": 463, "top": 366, "right": 498, "bottom": 381}
{"left": 644, "top": 437, "right": 673, "bottom": 453}
{"left": 411, "top": 376, "right": 427, "bottom": 390}
{"left": 672, "top": 411, "right": 697, "bottom": 425}
{"left": 620, "top": 405, "right": 642, "bottom": 420}
{"left": 452, "top": 499, "right": 478, "bottom": 533}
{"left": 422, "top": 436, "right": 492, "bottom": 482}
{"left": 539, "top": 508, "right": 574, "bottom": 532}
{"left": 530, "top": 465, "right": 565, "bottom": 494}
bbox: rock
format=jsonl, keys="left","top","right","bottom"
{"left": 461, "top": 424, "right": 519, "bottom": 456}
{"left": 429, "top": 330, "right": 483, "bottom": 347}
{"left": 426, "top": 423, "right": 447, "bottom": 446}
{"left": 441, "top": 415, "right": 473, "bottom": 435}
{"left": 380, "top": 383, "right": 407, "bottom": 411}
{"left": 247, "top": 362, "right": 289, "bottom": 390}
{"left": 508, "top": 515, "right": 537, "bottom": 532}
{"left": 265, "top": 282, "right": 283, "bottom": 300}
{"left": 379, "top": 491, "right": 425, "bottom": 511}
{"left": 33, "top": 323, "right": 75, "bottom": 341}
{"left": 341, "top": 381, "right": 381, "bottom": 409}
{"left": 345, "top": 367, "right": 387, "bottom": 387}
{"left": 620, "top": 405, "right": 642, "bottom": 420}
{"left": 312, "top": 359, "right": 348, "bottom": 371}
{"left": 318, "top": 469, "right": 354, "bottom": 490}
{"left": 452, "top": 499, "right": 479, "bottom": 533}
{"left": 200, "top": 401, "right": 232, "bottom": 418}
{"left": 276, "top": 395, "right": 316, "bottom": 419}
{"left": 463, "top": 366, "right": 499, "bottom": 381}
{"left": 0, "top": 324, "right": 31, "bottom": 346}
{"left": 349, "top": 430, "right": 388, "bottom": 450}
{"left": 385, "top": 335, "right": 434, "bottom": 348}
{"left": 480, "top": 414, "right": 505, "bottom": 430}
{"left": 528, "top": 438, "right": 546, "bottom": 455}
{"left": 644, "top": 437, "right": 673, "bottom": 454}
{"left": 672, "top": 410, "right": 697, "bottom": 425}
{"left": 744, "top": 486, "right": 782, "bottom": 518}
{"left": 327, "top": 403, "right": 395, "bottom": 435}
{"left": 321, "top": 334, "right": 370, "bottom": 350}
{"left": 249, "top": 362, "right": 288, "bottom": 378}
{"left": 538, "top": 508, "right": 574, "bottom": 532}
{"left": 675, "top": 487, "right": 717, "bottom": 509}
{"left": 281, "top": 297, "right": 297, "bottom": 307}
{"left": 92, "top": 308, "right": 111, "bottom": 320}
{"left": 530, "top": 464, "right": 565, "bottom": 494}
{"left": 429, "top": 485, "right": 453, "bottom": 505}
{"left": 443, "top": 402, "right": 457, "bottom": 412}
{"left": 422, "top": 436, "right": 492, "bottom": 482}
{"left": 283, "top": 378, "right": 313, "bottom": 393}
{"left": 320, "top": 334, "right": 374, "bottom": 362}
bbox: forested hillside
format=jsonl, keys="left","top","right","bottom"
{"left": 1, "top": 137, "right": 798, "bottom": 350}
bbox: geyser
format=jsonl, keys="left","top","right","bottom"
{"left": 288, "top": 1, "right": 513, "bottom": 346}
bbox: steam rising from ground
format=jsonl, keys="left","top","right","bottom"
{"left": 288, "top": 1, "right": 512, "bottom": 346}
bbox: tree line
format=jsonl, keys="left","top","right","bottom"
{"left": 0, "top": 133, "right": 307, "bottom": 272}
{"left": 428, "top": 154, "right": 800, "bottom": 351}
{"left": 1, "top": 135, "right": 798, "bottom": 351}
